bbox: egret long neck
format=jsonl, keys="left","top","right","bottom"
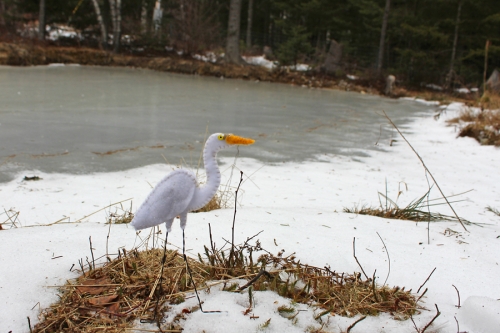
{"left": 190, "top": 144, "right": 221, "bottom": 211}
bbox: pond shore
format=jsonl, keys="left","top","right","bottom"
{"left": 0, "top": 41, "right": 475, "bottom": 105}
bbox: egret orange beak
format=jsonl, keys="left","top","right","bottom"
{"left": 225, "top": 134, "right": 255, "bottom": 145}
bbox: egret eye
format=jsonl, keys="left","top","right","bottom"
{"left": 217, "top": 134, "right": 225, "bottom": 140}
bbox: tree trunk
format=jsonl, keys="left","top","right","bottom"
{"left": 226, "top": 0, "right": 245, "bottom": 64}
{"left": 91, "top": 0, "right": 107, "bottom": 49}
{"left": 445, "top": 0, "right": 463, "bottom": 89}
{"left": 377, "top": 0, "right": 391, "bottom": 73}
{"left": 141, "top": 0, "right": 148, "bottom": 35}
{"left": 152, "top": 0, "right": 162, "bottom": 37}
{"left": 115, "top": 0, "right": 122, "bottom": 52}
{"left": 483, "top": 40, "right": 491, "bottom": 94}
{"left": 109, "top": 0, "right": 116, "bottom": 45}
{"left": 38, "top": 0, "right": 46, "bottom": 41}
{"left": 0, "top": 1, "right": 6, "bottom": 26}
{"left": 109, "top": 0, "right": 122, "bottom": 53}
{"left": 246, "top": 0, "right": 254, "bottom": 50}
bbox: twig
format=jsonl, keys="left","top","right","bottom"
{"left": 89, "top": 236, "right": 96, "bottom": 271}
{"left": 372, "top": 270, "right": 379, "bottom": 302}
{"left": 78, "top": 258, "right": 85, "bottom": 276}
{"left": 376, "top": 232, "right": 391, "bottom": 287}
{"left": 424, "top": 172, "right": 432, "bottom": 245}
{"left": 346, "top": 315, "right": 367, "bottom": 333}
{"left": 208, "top": 223, "right": 216, "bottom": 258}
{"left": 454, "top": 316, "right": 461, "bottom": 333}
{"left": 421, "top": 304, "right": 441, "bottom": 333}
{"left": 416, "top": 288, "right": 428, "bottom": 303}
{"left": 382, "top": 111, "right": 467, "bottom": 231}
{"left": 452, "top": 284, "right": 461, "bottom": 308}
{"left": 352, "top": 237, "right": 369, "bottom": 280}
{"left": 27, "top": 316, "right": 33, "bottom": 333}
{"left": 106, "top": 219, "right": 112, "bottom": 261}
{"left": 417, "top": 267, "right": 436, "bottom": 293}
{"left": 410, "top": 315, "right": 419, "bottom": 332}
{"left": 230, "top": 171, "right": 244, "bottom": 267}
{"left": 237, "top": 270, "right": 272, "bottom": 292}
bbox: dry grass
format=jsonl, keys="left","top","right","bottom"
{"left": 479, "top": 91, "right": 500, "bottom": 110}
{"left": 0, "top": 208, "right": 21, "bottom": 230}
{"left": 448, "top": 103, "right": 500, "bottom": 146}
{"left": 105, "top": 202, "right": 134, "bottom": 225}
{"left": 343, "top": 189, "right": 467, "bottom": 223}
{"left": 192, "top": 189, "right": 234, "bottom": 213}
{"left": 33, "top": 247, "right": 192, "bottom": 332}
{"left": 486, "top": 206, "right": 500, "bottom": 217}
{"left": 33, "top": 230, "right": 420, "bottom": 332}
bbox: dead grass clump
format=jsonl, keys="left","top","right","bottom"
{"left": 200, "top": 235, "right": 419, "bottom": 320}
{"left": 255, "top": 252, "right": 418, "bottom": 319}
{"left": 34, "top": 232, "right": 419, "bottom": 332}
{"left": 449, "top": 106, "right": 500, "bottom": 146}
{"left": 193, "top": 187, "right": 236, "bottom": 213}
{"left": 106, "top": 203, "right": 134, "bottom": 224}
{"left": 343, "top": 190, "right": 466, "bottom": 223}
{"left": 33, "top": 247, "right": 205, "bottom": 332}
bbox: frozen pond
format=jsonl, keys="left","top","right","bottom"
{"left": 0, "top": 65, "right": 435, "bottom": 183}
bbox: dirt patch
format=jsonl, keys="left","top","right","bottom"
{"left": 0, "top": 42, "right": 389, "bottom": 95}
{"left": 0, "top": 41, "right": 483, "bottom": 109}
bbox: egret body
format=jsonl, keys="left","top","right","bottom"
{"left": 131, "top": 133, "right": 254, "bottom": 231}
{"left": 131, "top": 132, "right": 254, "bottom": 315}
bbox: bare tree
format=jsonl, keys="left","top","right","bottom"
{"left": 91, "top": 0, "right": 108, "bottom": 49}
{"left": 246, "top": 0, "right": 254, "bottom": 49}
{"left": 226, "top": 0, "right": 245, "bottom": 64}
{"left": 38, "top": 0, "right": 46, "bottom": 40}
{"left": 377, "top": 0, "right": 391, "bottom": 73}
{"left": 109, "top": 0, "right": 122, "bottom": 53}
{"left": 170, "top": 0, "right": 221, "bottom": 54}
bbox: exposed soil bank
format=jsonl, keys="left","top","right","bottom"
{"left": 0, "top": 41, "right": 475, "bottom": 104}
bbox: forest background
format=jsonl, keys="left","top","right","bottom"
{"left": 0, "top": 0, "right": 499, "bottom": 92}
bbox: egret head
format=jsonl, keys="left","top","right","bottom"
{"left": 207, "top": 133, "right": 255, "bottom": 152}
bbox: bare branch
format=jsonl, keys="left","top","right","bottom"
{"left": 418, "top": 267, "right": 436, "bottom": 293}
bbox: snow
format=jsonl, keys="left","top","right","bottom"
{"left": 193, "top": 52, "right": 218, "bottom": 63}
{"left": 425, "top": 83, "right": 443, "bottom": 91}
{"left": 242, "top": 55, "right": 276, "bottom": 70}
{"left": 455, "top": 88, "right": 471, "bottom": 94}
{"left": 459, "top": 296, "right": 500, "bottom": 333}
{"left": 46, "top": 24, "right": 82, "bottom": 41}
{"left": 1, "top": 102, "right": 500, "bottom": 333}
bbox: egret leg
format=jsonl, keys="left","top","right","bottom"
{"left": 182, "top": 229, "right": 221, "bottom": 313}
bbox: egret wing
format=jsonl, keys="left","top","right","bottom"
{"left": 131, "top": 170, "right": 197, "bottom": 230}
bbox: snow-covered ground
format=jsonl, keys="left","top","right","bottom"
{"left": 1, "top": 102, "right": 499, "bottom": 332}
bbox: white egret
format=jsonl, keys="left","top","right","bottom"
{"left": 131, "top": 133, "right": 255, "bottom": 315}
